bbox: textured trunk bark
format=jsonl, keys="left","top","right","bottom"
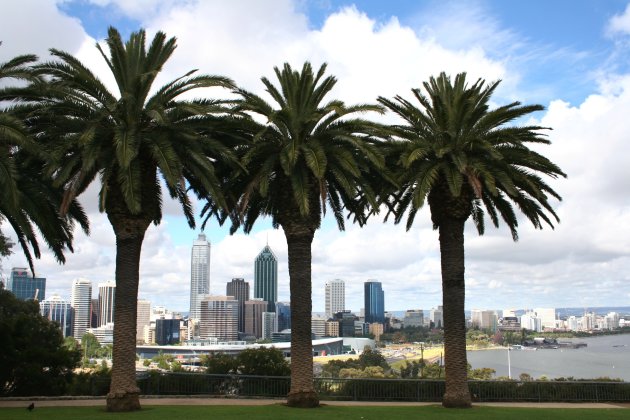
{"left": 283, "top": 224, "right": 319, "bottom": 408}
{"left": 106, "top": 231, "right": 144, "bottom": 411}
{"left": 439, "top": 217, "right": 472, "bottom": 408}
{"left": 105, "top": 216, "right": 150, "bottom": 412}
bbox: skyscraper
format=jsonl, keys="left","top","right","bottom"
{"left": 71, "top": 278, "right": 92, "bottom": 338}
{"left": 6, "top": 267, "right": 46, "bottom": 300}
{"left": 244, "top": 298, "right": 268, "bottom": 339}
{"left": 254, "top": 245, "right": 277, "bottom": 312}
{"left": 325, "top": 279, "right": 345, "bottom": 318}
{"left": 275, "top": 301, "right": 291, "bottom": 332}
{"left": 199, "top": 296, "right": 239, "bottom": 341}
{"left": 98, "top": 281, "right": 116, "bottom": 326}
{"left": 190, "top": 233, "right": 211, "bottom": 320}
{"left": 364, "top": 280, "right": 384, "bottom": 324}
{"left": 40, "top": 294, "right": 74, "bottom": 338}
{"left": 137, "top": 300, "right": 151, "bottom": 343}
{"left": 226, "top": 278, "right": 250, "bottom": 333}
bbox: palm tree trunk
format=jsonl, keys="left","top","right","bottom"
{"left": 283, "top": 223, "right": 319, "bottom": 408}
{"left": 439, "top": 216, "right": 472, "bottom": 408}
{"left": 105, "top": 217, "right": 148, "bottom": 412}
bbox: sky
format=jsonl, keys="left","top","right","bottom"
{"left": 1, "top": 0, "right": 630, "bottom": 314}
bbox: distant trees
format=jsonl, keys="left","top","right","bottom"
{"left": 202, "top": 347, "right": 290, "bottom": 376}
{"left": 321, "top": 347, "right": 390, "bottom": 378}
{"left": 0, "top": 283, "right": 80, "bottom": 396}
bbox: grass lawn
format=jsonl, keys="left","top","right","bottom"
{"left": 0, "top": 405, "right": 627, "bottom": 420}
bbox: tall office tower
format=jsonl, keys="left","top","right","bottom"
{"left": 275, "top": 301, "right": 291, "bottom": 331}
{"left": 137, "top": 300, "right": 151, "bottom": 343}
{"left": 226, "top": 278, "right": 250, "bottom": 333}
{"left": 262, "top": 312, "right": 276, "bottom": 339}
{"left": 325, "top": 279, "right": 345, "bottom": 319}
{"left": 198, "top": 296, "right": 239, "bottom": 341}
{"left": 244, "top": 298, "right": 267, "bottom": 339}
{"left": 364, "top": 280, "right": 385, "bottom": 324}
{"left": 98, "top": 281, "right": 116, "bottom": 326}
{"left": 6, "top": 267, "right": 46, "bottom": 300}
{"left": 71, "top": 278, "right": 92, "bottom": 338}
{"left": 190, "top": 233, "right": 211, "bottom": 320}
{"left": 40, "top": 294, "right": 74, "bottom": 337}
{"left": 254, "top": 245, "right": 277, "bottom": 313}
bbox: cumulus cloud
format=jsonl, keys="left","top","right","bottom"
{"left": 2, "top": 0, "right": 630, "bottom": 315}
{"left": 607, "top": 4, "right": 630, "bottom": 36}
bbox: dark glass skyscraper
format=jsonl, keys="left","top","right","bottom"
{"left": 364, "top": 280, "right": 385, "bottom": 324}
{"left": 6, "top": 267, "right": 46, "bottom": 301}
{"left": 254, "top": 245, "right": 277, "bottom": 312}
{"left": 155, "top": 319, "right": 181, "bottom": 345}
{"left": 226, "top": 278, "right": 250, "bottom": 333}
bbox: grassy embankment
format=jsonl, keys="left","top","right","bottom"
{"left": 0, "top": 405, "right": 627, "bottom": 420}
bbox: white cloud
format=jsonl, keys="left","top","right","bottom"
{"left": 2, "top": 0, "right": 630, "bottom": 315}
{"left": 607, "top": 4, "right": 630, "bottom": 36}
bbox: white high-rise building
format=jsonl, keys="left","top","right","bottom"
{"left": 534, "top": 308, "right": 556, "bottom": 329}
{"left": 325, "top": 279, "right": 345, "bottom": 318}
{"left": 199, "top": 296, "right": 238, "bottom": 341}
{"left": 98, "top": 281, "right": 116, "bottom": 327}
{"left": 190, "top": 233, "right": 211, "bottom": 320}
{"left": 71, "top": 278, "right": 92, "bottom": 339}
{"left": 137, "top": 300, "right": 151, "bottom": 343}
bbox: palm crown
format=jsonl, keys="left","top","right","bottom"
{"left": 0, "top": 48, "right": 88, "bottom": 271}
{"left": 379, "top": 72, "right": 565, "bottom": 237}
{"left": 223, "top": 62, "right": 386, "bottom": 232}
{"left": 30, "top": 27, "right": 234, "bottom": 224}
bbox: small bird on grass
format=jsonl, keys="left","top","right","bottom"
{"left": 27, "top": 402, "right": 35, "bottom": 411}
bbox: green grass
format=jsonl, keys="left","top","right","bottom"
{"left": 0, "top": 405, "right": 627, "bottom": 420}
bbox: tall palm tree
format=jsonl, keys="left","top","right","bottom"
{"left": 0, "top": 48, "right": 88, "bottom": 273}
{"left": 27, "top": 27, "right": 235, "bottom": 411}
{"left": 210, "top": 62, "right": 387, "bottom": 407}
{"left": 378, "top": 73, "right": 565, "bottom": 408}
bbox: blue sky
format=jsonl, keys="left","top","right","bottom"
{"left": 2, "top": 0, "right": 630, "bottom": 313}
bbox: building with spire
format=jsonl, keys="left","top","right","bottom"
{"left": 325, "top": 279, "right": 345, "bottom": 318}
{"left": 71, "top": 278, "right": 92, "bottom": 339}
{"left": 254, "top": 244, "right": 277, "bottom": 313}
{"left": 190, "top": 233, "right": 211, "bottom": 320}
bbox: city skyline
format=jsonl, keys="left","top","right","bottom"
{"left": 1, "top": 0, "right": 630, "bottom": 312}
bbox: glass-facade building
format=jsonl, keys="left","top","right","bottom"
{"left": 6, "top": 267, "right": 46, "bottom": 300}
{"left": 190, "top": 233, "right": 211, "bottom": 320}
{"left": 155, "top": 318, "right": 181, "bottom": 345}
{"left": 40, "top": 295, "right": 74, "bottom": 337}
{"left": 254, "top": 245, "right": 277, "bottom": 313}
{"left": 364, "top": 280, "right": 385, "bottom": 324}
{"left": 275, "top": 301, "right": 291, "bottom": 332}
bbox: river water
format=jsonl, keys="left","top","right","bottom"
{"left": 466, "top": 334, "right": 630, "bottom": 381}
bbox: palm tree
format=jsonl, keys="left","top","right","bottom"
{"left": 211, "top": 62, "right": 387, "bottom": 407}
{"left": 27, "top": 27, "right": 235, "bottom": 411}
{"left": 378, "top": 73, "right": 565, "bottom": 408}
{"left": 0, "top": 48, "right": 88, "bottom": 273}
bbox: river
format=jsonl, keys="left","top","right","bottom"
{"left": 467, "top": 334, "right": 630, "bottom": 381}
